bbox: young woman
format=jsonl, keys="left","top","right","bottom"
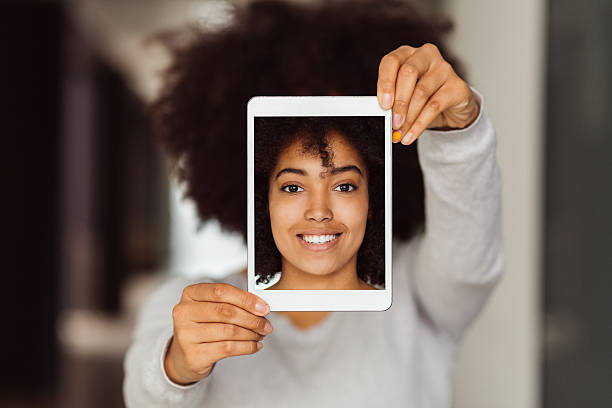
{"left": 254, "top": 117, "right": 385, "bottom": 290}
{"left": 123, "top": 1, "right": 503, "bottom": 407}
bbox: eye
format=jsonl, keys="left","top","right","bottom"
{"left": 281, "top": 184, "right": 303, "bottom": 193}
{"left": 334, "top": 183, "right": 357, "bottom": 192}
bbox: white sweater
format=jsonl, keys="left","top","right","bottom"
{"left": 123, "top": 92, "right": 503, "bottom": 407}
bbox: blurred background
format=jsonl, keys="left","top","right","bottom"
{"left": 2, "top": 0, "right": 610, "bottom": 407}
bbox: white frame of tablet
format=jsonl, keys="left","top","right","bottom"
{"left": 247, "top": 96, "right": 392, "bottom": 311}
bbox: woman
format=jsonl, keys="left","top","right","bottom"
{"left": 123, "top": 1, "right": 503, "bottom": 407}
{"left": 254, "top": 116, "right": 385, "bottom": 290}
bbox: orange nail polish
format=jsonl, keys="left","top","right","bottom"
{"left": 392, "top": 131, "right": 402, "bottom": 142}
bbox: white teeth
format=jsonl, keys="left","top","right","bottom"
{"left": 300, "top": 234, "right": 338, "bottom": 244}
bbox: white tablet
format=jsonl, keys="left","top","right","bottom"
{"left": 247, "top": 96, "right": 392, "bottom": 311}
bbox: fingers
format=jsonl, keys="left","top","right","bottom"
{"left": 399, "top": 68, "right": 445, "bottom": 130}
{"left": 184, "top": 283, "right": 270, "bottom": 316}
{"left": 179, "top": 322, "right": 264, "bottom": 343}
{"left": 180, "top": 340, "right": 262, "bottom": 377}
{"left": 379, "top": 43, "right": 466, "bottom": 144}
{"left": 391, "top": 55, "right": 430, "bottom": 129}
{"left": 399, "top": 83, "right": 460, "bottom": 144}
{"left": 395, "top": 67, "right": 449, "bottom": 142}
{"left": 174, "top": 301, "right": 273, "bottom": 336}
{"left": 377, "top": 45, "right": 417, "bottom": 109}
{"left": 198, "top": 341, "right": 263, "bottom": 363}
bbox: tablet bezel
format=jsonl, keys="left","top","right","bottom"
{"left": 247, "top": 96, "right": 392, "bottom": 311}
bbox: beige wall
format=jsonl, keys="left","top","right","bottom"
{"left": 442, "top": 1, "right": 545, "bottom": 407}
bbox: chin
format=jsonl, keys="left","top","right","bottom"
{"left": 295, "top": 261, "right": 338, "bottom": 276}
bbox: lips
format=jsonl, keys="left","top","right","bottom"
{"left": 296, "top": 232, "right": 342, "bottom": 252}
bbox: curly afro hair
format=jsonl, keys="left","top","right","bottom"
{"left": 255, "top": 116, "right": 385, "bottom": 287}
{"left": 151, "top": 0, "right": 464, "bottom": 273}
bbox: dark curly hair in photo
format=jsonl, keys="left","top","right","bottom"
{"left": 255, "top": 116, "right": 385, "bottom": 286}
{"left": 150, "top": 0, "right": 464, "bottom": 277}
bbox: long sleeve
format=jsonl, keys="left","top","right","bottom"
{"left": 409, "top": 90, "right": 504, "bottom": 341}
{"left": 123, "top": 275, "right": 210, "bottom": 407}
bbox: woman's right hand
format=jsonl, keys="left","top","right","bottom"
{"left": 164, "top": 283, "right": 272, "bottom": 385}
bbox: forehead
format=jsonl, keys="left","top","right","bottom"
{"left": 275, "top": 131, "right": 365, "bottom": 170}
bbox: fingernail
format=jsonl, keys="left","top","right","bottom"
{"left": 392, "top": 130, "right": 402, "bottom": 143}
{"left": 255, "top": 302, "right": 269, "bottom": 315}
{"left": 263, "top": 321, "right": 273, "bottom": 334}
{"left": 257, "top": 342, "right": 263, "bottom": 350}
{"left": 382, "top": 93, "right": 392, "bottom": 109}
{"left": 401, "top": 132, "right": 414, "bottom": 145}
{"left": 392, "top": 113, "right": 403, "bottom": 129}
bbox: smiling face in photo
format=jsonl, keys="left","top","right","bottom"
{"left": 268, "top": 131, "right": 370, "bottom": 284}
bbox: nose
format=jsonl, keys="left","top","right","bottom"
{"left": 304, "top": 190, "right": 333, "bottom": 222}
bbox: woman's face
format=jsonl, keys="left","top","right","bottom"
{"left": 268, "top": 131, "right": 369, "bottom": 278}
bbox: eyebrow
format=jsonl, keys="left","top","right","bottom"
{"left": 330, "top": 165, "right": 363, "bottom": 177}
{"left": 274, "top": 168, "right": 306, "bottom": 179}
{"left": 274, "top": 165, "right": 363, "bottom": 180}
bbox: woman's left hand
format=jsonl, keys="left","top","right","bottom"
{"left": 377, "top": 43, "right": 480, "bottom": 145}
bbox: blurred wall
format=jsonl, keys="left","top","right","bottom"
{"left": 545, "top": 0, "right": 612, "bottom": 406}
{"left": 442, "top": 1, "right": 545, "bottom": 407}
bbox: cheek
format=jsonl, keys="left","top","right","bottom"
{"left": 333, "top": 194, "right": 369, "bottom": 233}
{"left": 269, "top": 196, "right": 302, "bottom": 237}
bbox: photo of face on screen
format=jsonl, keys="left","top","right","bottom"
{"left": 254, "top": 116, "right": 385, "bottom": 291}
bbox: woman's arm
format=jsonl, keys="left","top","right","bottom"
{"left": 411, "top": 91, "right": 503, "bottom": 341}
{"left": 378, "top": 44, "right": 503, "bottom": 341}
